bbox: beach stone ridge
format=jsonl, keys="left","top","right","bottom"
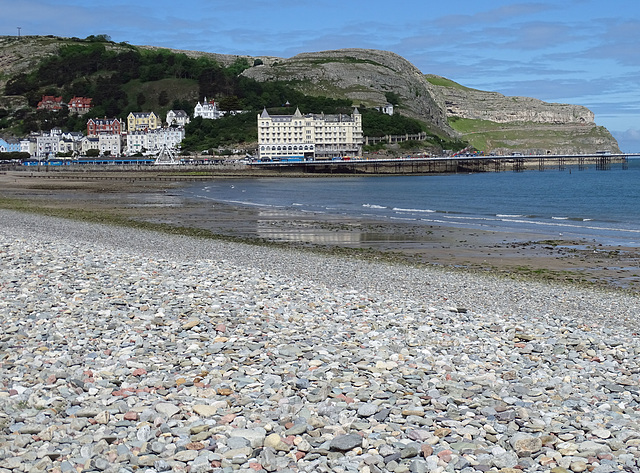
{"left": 1, "top": 210, "right": 640, "bottom": 473}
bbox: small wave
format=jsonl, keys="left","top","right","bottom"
{"left": 363, "top": 204, "right": 387, "bottom": 209}
{"left": 499, "top": 219, "right": 640, "bottom": 234}
{"left": 292, "top": 203, "right": 304, "bottom": 206}
{"left": 496, "top": 214, "right": 524, "bottom": 218}
{"left": 552, "top": 216, "right": 569, "bottom": 220}
{"left": 440, "top": 215, "right": 500, "bottom": 222}
{"left": 393, "top": 207, "right": 436, "bottom": 213}
{"left": 419, "top": 218, "right": 483, "bottom": 227}
{"left": 225, "top": 200, "right": 278, "bottom": 208}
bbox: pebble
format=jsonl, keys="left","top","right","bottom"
{"left": 2, "top": 210, "right": 640, "bottom": 473}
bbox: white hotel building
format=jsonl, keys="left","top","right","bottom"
{"left": 257, "top": 107, "right": 363, "bottom": 161}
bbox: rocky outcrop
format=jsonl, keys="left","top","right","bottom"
{"left": 0, "top": 36, "right": 64, "bottom": 90}
{"left": 423, "top": 75, "right": 619, "bottom": 153}
{"left": 242, "top": 49, "right": 454, "bottom": 136}
{"left": 426, "top": 75, "right": 594, "bottom": 125}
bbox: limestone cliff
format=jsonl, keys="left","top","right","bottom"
{"left": 424, "top": 75, "right": 594, "bottom": 125}
{"left": 424, "top": 75, "right": 619, "bottom": 154}
{"left": 242, "top": 49, "right": 454, "bottom": 136}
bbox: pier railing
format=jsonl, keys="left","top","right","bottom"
{"left": 249, "top": 153, "right": 638, "bottom": 174}
{"left": 5, "top": 153, "right": 638, "bottom": 176}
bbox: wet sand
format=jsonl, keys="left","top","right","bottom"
{"left": 2, "top": 169, "right": 640, "bottom": 292}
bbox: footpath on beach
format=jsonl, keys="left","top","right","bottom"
{"left": 1, "top": 209, "right": 640, "bottom": 473}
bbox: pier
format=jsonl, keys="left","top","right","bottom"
{"left": 249, "top": 153, "right": 639, "bottom": 174}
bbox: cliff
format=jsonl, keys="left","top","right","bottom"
{"left": 424, "top": 75, "right": 618, "bottom": 154}
{"left": 242, "top": 49, "right": 454, "bottom": 136}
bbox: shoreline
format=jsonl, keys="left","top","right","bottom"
{"left": 2, "top": 169, "right": 640, "bottom": 293}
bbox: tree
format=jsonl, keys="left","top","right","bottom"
{"left": 158, "top": 90, "right": 169, "bottom": 106}
{"left": 67, "top": 78, "right": 92, "bottom": 97}
{"left": 85, "top": 34, "right": 112, "bottom": 42}
{"left": 4, "top": 73, "right": 31, "bottom": 95}
{"left": 136, "top": 92, "right": 146, "bottom": 108}
{"left": 218, "top": 96, "right": 240, "bottom": 111}
{"left": 385, "top": 92, "right": 401, "bottom": 106}
{"left": 172, "top": 99, "right": 193, "bottom": 112}
{"left": 0, "top": 152, "right": 30, "bottom": 161}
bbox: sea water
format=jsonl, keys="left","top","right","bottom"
{"left": 181, "top": 159, "right": 640, "bottom": 246}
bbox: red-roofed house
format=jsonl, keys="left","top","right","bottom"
{"left": 68, "top": 97, "right": 93, "bottom": 115}
{"left": 37, "top": 95, "right": 64, "bottom": 111}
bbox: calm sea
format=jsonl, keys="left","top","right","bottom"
{"left": 181, "top": 158, "right": 640, "bottom": 246}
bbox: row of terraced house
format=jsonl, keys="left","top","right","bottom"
{"left": 1, "top": 111, "right": 189, "bottom": 159}
{"left": 0, "top": 96, "right": 243, "bottom": 158}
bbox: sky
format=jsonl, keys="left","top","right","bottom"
{"left": 2, "top": 0, "right": 640, "bottom": 151}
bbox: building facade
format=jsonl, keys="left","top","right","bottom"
{"left": 375, "top": 103, "right": 394, "bottom": 116}
{"left": 87, "top": 117, "right": 125, "bottom": 136}
{"left": 257, "top": 107, "right": 363, "bottom": 161}
{"left": 81, "top": 137, "right": 100, "bottom": 155}
{"left": 127, "top": 112, "right": 160, "bottom": 131}
{"left": 98, "top": 134, "right": 122, "bottom": 156}
{"left": 126, "top": 128, "right": 185, "bottom": 155}
{"left": 58, "top": 132, "right": 84, "bottom": 155}
{"left": 37, "top": 95, "right": 64, "bottom": 111}
{"left": 68, "top": 97, "right": 93, "bottom": 115}
{"left": 36, "top": 130, "right": 61, "bottom": 158}
{"left": 0, "top": 138, "right": 21, "bottom": 153}
{"left": 166, "top": 110, "right": 190, "bottom": 127}
{"left": 20, "top": 139, "right": 36, "bottom": 156}
{"left": 194, "top": 98, "right": 222, "bottom": 120}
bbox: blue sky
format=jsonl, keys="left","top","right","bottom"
{"left": 2, "top": 0, "right": 640, "bottom": 151}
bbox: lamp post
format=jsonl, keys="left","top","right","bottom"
{"left": 17, "top": 27, "right": 21, "bottom": 38}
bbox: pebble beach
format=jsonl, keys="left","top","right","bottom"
{"left": 2, "top": 209, "right": 640, "bottom": 473}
